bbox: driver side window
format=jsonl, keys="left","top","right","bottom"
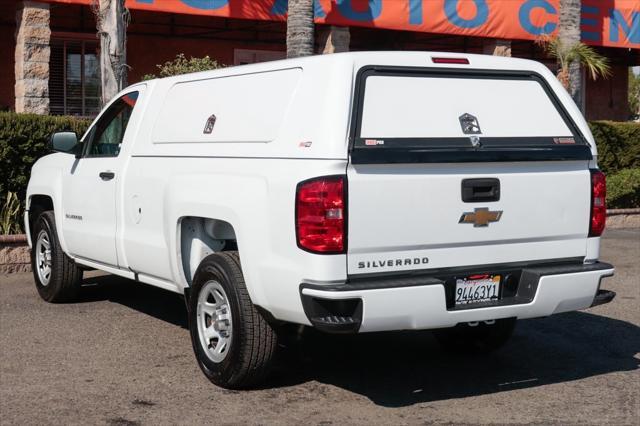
{"left": 84, "top": 91, "right": 139, "bottom": 157}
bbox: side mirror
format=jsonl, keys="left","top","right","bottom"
{"left": 50, "top": 132, "right": 82, "bottom": 158}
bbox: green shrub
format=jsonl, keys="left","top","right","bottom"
{"left": 589, "top": 121, "right": 640, "bottom": 174}
{"left": 0, "top": 111, "right": 90, "bottom": 206}
{"left": 606, "top": 168, "right": 640, "bottom": 209}
{"left": 141, "top": 54, "right": 225, "bottom": 80}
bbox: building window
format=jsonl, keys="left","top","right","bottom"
{"left": 50, "top": 38, "right": 101, "bottom": 117}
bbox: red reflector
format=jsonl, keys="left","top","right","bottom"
{"left": 296, "top": 176, "right": 346, "bottom": 254}
{"left": 589, "top": 170, "right": 606, "bottom": 237}
{"left": 432, "top": 57, "right": 470, "bottom": 65}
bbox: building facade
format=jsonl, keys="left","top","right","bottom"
{"left": 1, "top": 0, "right": 639, "bottom": 120}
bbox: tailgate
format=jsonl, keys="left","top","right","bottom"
{"left": 347, "top": 161, "right": 590, "bottom": 275}
{"left": 346, "top": 67, "right": 592, "bottom": 275}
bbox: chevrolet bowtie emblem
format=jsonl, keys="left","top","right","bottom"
{"left": 459, "top": 208, "right": 503, "bottom": 227}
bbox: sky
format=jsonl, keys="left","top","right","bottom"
{"left": 634, "top": 66, "right": 639, "bottom": 75}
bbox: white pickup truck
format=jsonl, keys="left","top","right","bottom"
{"left": 25, "top": 52, "right": 615, "bottom": 388}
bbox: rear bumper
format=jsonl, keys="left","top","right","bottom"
{"left": 300, "top": 261, "right": 614, "bottom": 333}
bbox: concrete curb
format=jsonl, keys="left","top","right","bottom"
{"left": 606, "top": 209, "right": 640, "bottom": 229}
{"left": 607, "top": 208, "right": 640, "bottom": 216}
{"left": 0, "top": 234, "right": 27, "bottom": 244}
{"left": 0, "top": 234, "right": 30, "bottom": 274}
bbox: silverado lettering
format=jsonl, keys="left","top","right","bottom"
{"left": 358, "top": 257, "right": 429, "bottom": 269}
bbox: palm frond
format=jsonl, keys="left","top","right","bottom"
{"left": 536, "top": 35, "right": 611, "bottom": 80}
{"left": 567, "top": 43, "right": 611, "bottom": 80}
{"left": 536, "top": 36, "right": 565, "bottom": 69}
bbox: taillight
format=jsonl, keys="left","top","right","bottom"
{"left": 296, "top": 176, "right": 346, "bottom": 254}
{"left": 589, "top": 169, "right": 606, "bottom": 237}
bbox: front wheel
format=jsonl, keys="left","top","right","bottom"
{"left": 31, "top": 210, "right": 82, "bottom": 302}
{"left": 188, "top": 252, "right": 278, "bottom": 389}
{"left": 434, "top": 318, "right": 516, "bottom": 354}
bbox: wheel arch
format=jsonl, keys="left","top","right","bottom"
{"left": 28, "top": 194, "right": 54, "bottom": 231}
{"left": 25, "top": 158, "right": 68, "bottom": 251}
{"left": 177, "top": 216, "right": 238, "bottom": 287}
{"left": 162, "top": 173, "right": 270, "bottom": 309}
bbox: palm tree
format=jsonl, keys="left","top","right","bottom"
{"left": 286, "top": 0, "right": 315, "bottom": 58}
{"left": 558, "top": 0, "right": 583, "bottom": 106}
{"left": 91, "top": 0, "right": 128, "bottom": 105}
{"left": 556, "top": 0, "right": 611, "bottom": 112}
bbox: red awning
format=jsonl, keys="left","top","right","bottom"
{"left": 45, "top": 0, "right": 640, "bottom": 50}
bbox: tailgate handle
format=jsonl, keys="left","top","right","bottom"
{"left": 461, "top": 178, "right": 500, "bottom": 202}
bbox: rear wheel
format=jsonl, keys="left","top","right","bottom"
{"left": 434, "top": 318, "right": 516, "bottom": 354}
{"left": 188, "top": 252, "right": 278, "bottom": 389}
{"left": 31, "top": 210, "right": 82, "bottom": 302}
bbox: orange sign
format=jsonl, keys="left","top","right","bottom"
{"left": 47, "top": 0, "right": 640, "bottom": 49}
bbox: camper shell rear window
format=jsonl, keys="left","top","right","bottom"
{"left": 350, "top": 67, "right": 592, "bottom": 164}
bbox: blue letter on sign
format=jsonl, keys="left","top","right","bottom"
{"left": 444, "top": 0, "right": 488, "bottom": 29}
{"left": 610, "top": 9, "right": 640, "bottom": 43}
{"left": 519, "top": 0, "right": 556, "bottom": 36}
{"left": 409, "top": 0, "right": 423, "bottom": 25}
{"left": 180, "top": 0, "right": 228, "bottom": 9}
{"left": 337, "top": 0, "right": 382, "bottom": 22}
{"left": 271, "top": 0, "right": 327, "bottom": 18}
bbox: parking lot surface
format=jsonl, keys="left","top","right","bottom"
{"left": 1, "top": 229, "right": 639, "bottom": 425}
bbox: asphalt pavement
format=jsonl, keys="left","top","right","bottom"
{"left": 1, "top": 229, "right": 638, "bottom": 425}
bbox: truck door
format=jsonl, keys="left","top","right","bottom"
{"left": 61, "top": 90, "right": 140, "bottom": 267}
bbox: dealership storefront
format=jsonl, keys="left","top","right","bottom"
{"left": 1, "top": 0, "right": 638, "bottom": 120}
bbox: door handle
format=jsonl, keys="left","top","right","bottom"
{"left": 99, "top": 171, "right": 115, "bottom": 181}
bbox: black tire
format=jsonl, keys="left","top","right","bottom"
{"left": 434, "top": 318, "right": 516, "bottom": 354}
{"left": 31, "top": 210, "right": 82, "bottom": 303}
{"left": 188, "top": 252, "right": 278, "bottom": 389}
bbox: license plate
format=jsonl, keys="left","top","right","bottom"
{"left": 455, "top": 274, "right": 501, "bottom": 305}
